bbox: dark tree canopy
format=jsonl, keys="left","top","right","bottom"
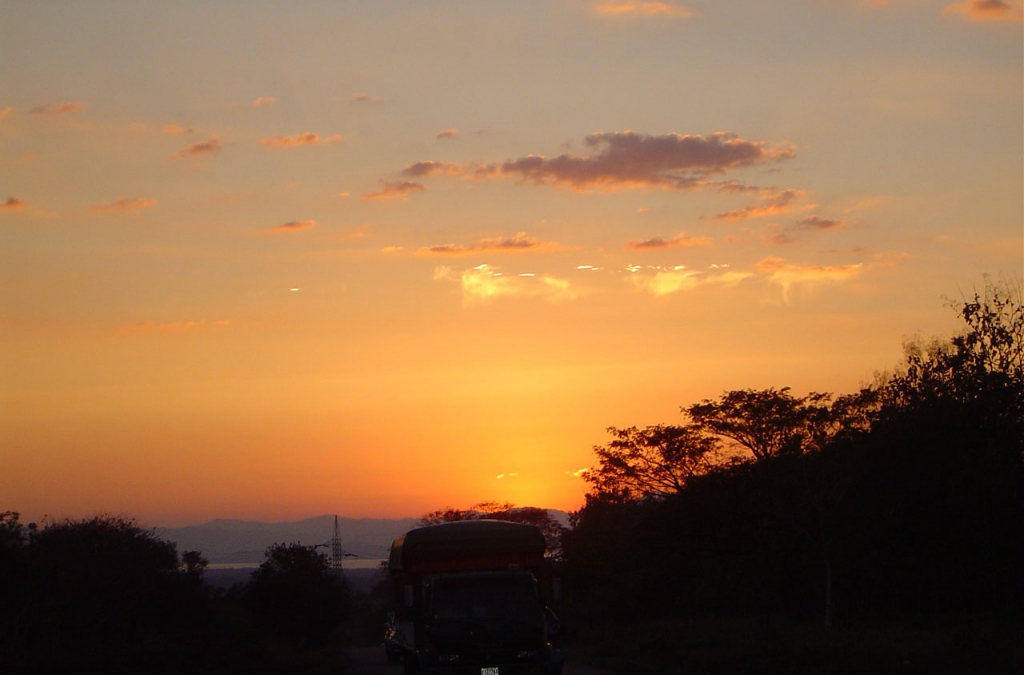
{"left": 247, "top": 542, "right": 352, "bottom": 645}
{"left": 420, "top": 502, "right": 567, "bottom": 558}
{"left": 584, "top": 424, "right": 719, "bottom": 499}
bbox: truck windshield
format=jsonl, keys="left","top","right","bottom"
{"left": 429, "top": 574, "right": 540, "bottom": 623}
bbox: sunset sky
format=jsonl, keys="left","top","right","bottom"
{"left": 2, "top": 1, "right": 1021, "bottom": 527}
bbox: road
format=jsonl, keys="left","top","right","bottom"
{"left": 343, "top": 646, "right": 620, "bottom": 675}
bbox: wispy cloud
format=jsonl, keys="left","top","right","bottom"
{"left": 417, "top": 232, "right": 552, "bottom": 255}
{"left": 30, "top": 102, "right": 85, "bottom": 115}
{"left": 399, "top": 131, "right": 792, "bottom": 193}
{"left": 118, "top": 319, "right": 232, "bottom": 335}
{"left": 0, "top": 107, "right": 13, "bottom": 119}
{"left": 434, "top": 264, "right": 578, "bottom": 306}
{"left": 594, "top": 2, "right": 694, "bottom": 18}
{"left": 401, "top": 161, "right": 464, "bottom": 178}
{"left": 627, "top": 232, "right": 712, "bottom": 250}
{"left": 1, "top": 197, "right": 27, "bottom": 210}
{"left": 261, "top": 132, "right": 320, "bottom": 148}
{"left": 251, "top": 96, "right": 278, "bottom": 107}
{"left": 162, "top": 123, "right": 193, "bottom": 134}
{"left": 436, "top": 129, "right": 458, "bottom": 140}
{"left": 270, "top": 220, "right": 316, "bottom": 232}
{"left": 755, "top": 257, "right": 862, "bottom": 300}
{"left": 363, "top": 181, "right": 425, "bottom": 201}
{"left": 628, "top": 265, "right": 750, "bottom": 296}
{"left": 173, "top": 136, "right": 221, "bottom": 159}
{"left": 943, "top": 0, "right": 1023, "bottom": 21}
{"left": 91, "top": 196, "right": 157, "bottom": 213}
{"left": 798, "top": 215, "right": 845, "bottom": 230}
{"left": 352, "top": 93, "right": 384, "bottom": 103}
{"left": 710, "top": 188, "right": 804, "bottom": 221}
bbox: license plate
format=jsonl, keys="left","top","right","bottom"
{"left": 481, "top": 669, "right": 499, "bottom": 675}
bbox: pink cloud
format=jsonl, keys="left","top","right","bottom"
{"left": 417, "top": 232, "right": 549, "bottom": 255}
{"left": 31, "top": 102, "right": 85, "bottom": 115}
{"left": 91, "top": 196, "right": 157, "bottom": 213}
{"left": 261, "top": 132, "right": 320, "bottom": 148}
{"left": 798, "top": 215, "right": 845, "bottom": 230}
{"left": 401, "top": 161, "right": 464, "bottom": 178}
{"left": 363, "top": 181, "right": 425, "bottom": 201}
{"left": 352, "top": 93, "right": 384, "bottom": 103}
{"left": 436, "top": 129, "right": 459, "bottom": 140}
{"left": 710, "top": 189, "right": 804, "bottom": 221}
{"left": 943, "top": 0, "right": 1023, "bottom": 21}
{"left": 400, "top": 131, "right": 792, "bottom": 193}
{"left": 271, "top": 220, "right": 316, "bottom": 232}
{"left": 0, "top": 107, "right": 13, "bottom": 119}
{"left": 251, "top": 96, "right": 278, "bottom": 107}
{"left": 627, "top": 232, "right": 712, "bottom": 250}
{"left": 174, "top": 136, "right": 221, "bottom": 158}
{"left": 162, "top": 124, "right": 193, "bottom": 134}
{"left": 1, "top": 197, "right": 27, "bottom": 210}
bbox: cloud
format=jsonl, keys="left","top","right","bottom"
{"left": 118, "top": 319, "right": 231, "bottom": 335}
{"left": 162, "top": 123, "right": 193, "bottom": 134}
{"left": 0, "top": 107, "right": 12, "bottom": 119}
{"left": 1, "top": 197, "right": 27, "bottom": 210}
{"left": 271, "top": 220, "right": 316, "bottom": 232}
{"left": 627, "top": 232, "right": 712, "bottom": 250}
{"left": 251, "top": 96, "right": 278, "bottom": 107}
{"left": 434, "top": 264, "right": 578, "bottom": 306}
{"left": 436, "top": 129, "right": 458, "bottom": 140}
{"left": 30, "top": 102, "right": 85, "bottom": 115}
{"left": 399, "top": 131, "right": 793, "bottom": 193}
{"left": 323, "top": 134, "right": 344, "bottom": 144}
{"left": 352, "top": 93, "right": 384, "bottom": 103}
{"left": 500, "top": 132, "right": 791, "bottom": 191}
{"left": 261, "top": 132, "right": 320, "bottom": 148}
{"left": 417, "top": 232, "right": 550, "bottom": 255}
{"left": 594, "top": 2, "right": 694, "bottom": 17}
{"left": 173, "top": 136, "right": 221, "bottom": 158}
{"left": 91, "top": 196, "right": 157, "bottom": 213}
{"left": 798, "top": 215, "right": 845, "bottom": 230}
{"left": 401, "top": 161, "right": 464, "bottom": 178}
{"left": 710, "top": 188, "right": 804, "bottom": 221}
{"left": 363, "top": 181, "right": 425, "bottom": 201}
{"left": 628, "top": 265, "right": 751, "bottom": 296}
{"left": 755, "top": 257, "right": 862, "bottom": 300}
{"left": 943, "top": 1, "right": 1023, "bottom": 21}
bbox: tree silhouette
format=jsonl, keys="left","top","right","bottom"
{"left": 584, "top": 424, "right": 719, "bottom": 499}
{"left": 685, "top": 387, "right": 838, "bottom": 460}
{"left": 246, "top": 542, "right": 352, "bottom": 646}
{"left": 420, "top": 502, "right": 567, "bottom": 558}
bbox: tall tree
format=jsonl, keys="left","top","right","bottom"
{"left": 583, "top": 424, "right": 719, "bottom": 499}
{"left": 686, "top": 387, "right": 842, "bottom": 460}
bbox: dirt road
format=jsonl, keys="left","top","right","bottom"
{"left": 343, "top": 646, "right": 619, "bottom": 675}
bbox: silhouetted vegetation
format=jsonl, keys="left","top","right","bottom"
{"left": 560, "top": 277, "right": 1023, "bottom": 672}
{"left": 0, "top": 516, "right": 355, "bottom": 673}
{"left": 420, "top": 501, "right": 568, "bottom": 559}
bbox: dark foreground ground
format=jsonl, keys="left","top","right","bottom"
{"left": 343, "top": 646, "right": 619, "bottom": 675}
{"left": 563, "top": 613, "right": 1023, "bottom": 675}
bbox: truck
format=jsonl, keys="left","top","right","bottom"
{"left": 385, "top": 519, "right": 563, "bottom": 675}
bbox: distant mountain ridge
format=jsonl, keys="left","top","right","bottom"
{"left": 155, "top": 510, "right": 569, "bottom": 564}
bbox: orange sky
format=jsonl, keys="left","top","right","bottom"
{"left": 1, "top": 1, "right": 1021, "bottom": 526}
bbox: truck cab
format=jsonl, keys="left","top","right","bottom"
{"left": 387, "top": 520, "right": 563, "bottom": 675}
